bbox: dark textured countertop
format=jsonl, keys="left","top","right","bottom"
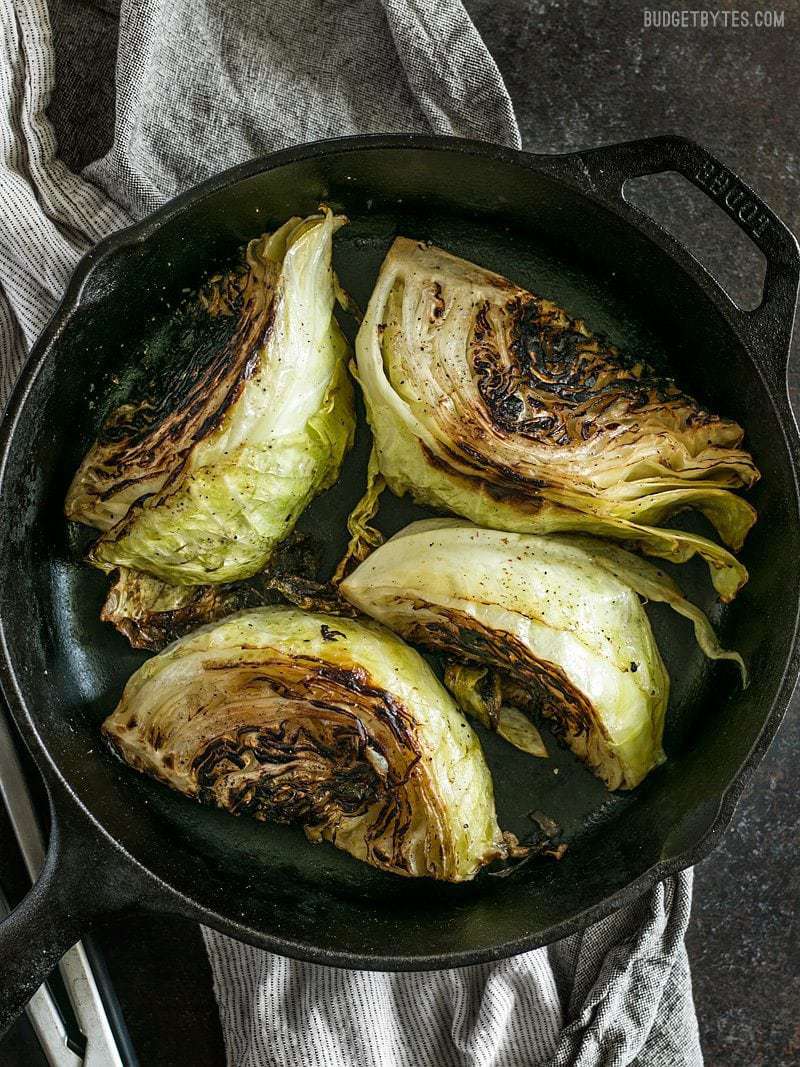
{"left": 3, "top": 1, "right": 798, "bottom": 1064}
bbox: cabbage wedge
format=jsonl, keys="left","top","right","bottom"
{"left": 354, "top": 239, "right": 758, "bottom": 600}
{"left": 341, "top": 519, "right": 746, "bottom": 790}
{"left": 66, "top": 210, "right": 354, "bottom": 585}
{"left": 102, "top": 606, "right": 507, "bottom": 881}
{"left": 99, "top": 531, "right": 333, "bottom": 651}
{"left": 100, "top": 567, "right": 243, "bottom": 651}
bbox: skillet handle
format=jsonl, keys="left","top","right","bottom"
{"left": 0, "top": 793, "right": 135, "bottom": 1039}
{"left": 575, "top": 135, "right": 800, "bottom": 371}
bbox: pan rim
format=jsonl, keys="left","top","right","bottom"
{"left": 0, "top": 133, "right": 798, "bottom": 969}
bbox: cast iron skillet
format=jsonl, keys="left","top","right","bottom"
{"left": 0, "top": 135, "right": 798, "bottom": 1034}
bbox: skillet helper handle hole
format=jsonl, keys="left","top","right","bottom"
{"left": 577, "top": 135, "right": 800, "bottom": 371}
{"left": 623, "top": 172, "right": 766, "bottom": 312}
{"left": 0, "top": 802, "right": 126, "bottom": 1039}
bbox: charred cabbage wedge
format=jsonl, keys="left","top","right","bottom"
{"left": 354, "top": 239, "right": 758, "bottom": 601}
{"left": 66, "top": 210, "right": 354, "bottom": 584}
{"left": 102, "top": 606, "right": 508, "bottom": 881}
{"left": 99, "top": 531, "right": 333, "bottom": 651}
{"left": 341, "top": 520, "right": 746, "bottom": 790}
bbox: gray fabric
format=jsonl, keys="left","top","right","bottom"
{"left": 0, "top": 0, "right": 703, "bottom": 1063}
{"left": 548, "top": 871, "right": 701, "bottom": 1066}
{"left": 202, "top": 934, "right": 563, "bottom": 1066}
{"left": 84, "top": 0, "right": 520, "bottom": 219}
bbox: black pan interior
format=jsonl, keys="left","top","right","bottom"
{"left": 1, "top": 145, "right": 797, "bottom": 966}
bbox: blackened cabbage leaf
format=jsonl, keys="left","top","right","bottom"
{"left": 102, "top": 606, "right": 507, "bottom": 880}
{"left": 341, "top": 519, "right": 745, "bottom": 790}
{"left": 354, "top": 239, "right": 758, "bottom": 600}
{"left": 66, "top": 211, "right": 354, "bottom": 584}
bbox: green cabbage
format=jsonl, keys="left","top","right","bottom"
{"left": 98, "top": 531, "right": 334, "bottom": 651}
{"left": 341, "top": 519, "right": 746, "bottom": 790}
{"left": 354, "top": 238, "right": 758, "bottom": 600}
{"left": 102, "top": 605, "right": 507, "bottom": 881}
{"left": 442, "top": 662, "right": 548, "bottom": 758}
{"left": 99, "top": 567, "right": 243, "bottom": 650}
{"left": 332, "top": 445, "right": 386, "bottom": 585}
{"left": 66, "top": 210, "right": 355, "bottom": 584}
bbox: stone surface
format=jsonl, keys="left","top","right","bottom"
{"left": 1, "top": 1, "right": 798, "bottom": 1063}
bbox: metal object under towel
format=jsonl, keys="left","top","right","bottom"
{"left": 0, "top": 711, "right": 122, "bottom": 1067}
